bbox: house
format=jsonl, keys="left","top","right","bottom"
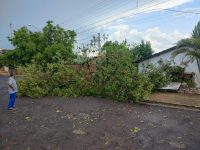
{"left": 0, "top": 49, "right": 10, "bottom": 54}
{"left": 138, "top": 46, "right": 200, "bottom": 88}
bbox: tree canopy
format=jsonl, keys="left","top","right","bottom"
{"left": 131, "top": 40, "right": 154, "bottom": 62}
{"left": 173, "top": 20, "right": 200, "bottom": 73}
{"left": 17, "top": 40, "right": 153, "bottom": 102}
{"left": 2, "top": 21, "right": 76, "bottom": 67}
{"left": 192, "top": 20, "right": 200, "bottom": 38}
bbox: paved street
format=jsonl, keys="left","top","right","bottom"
{"left": 0, "top": 75, "right": 200, "bottom": 150}
{"left": 0, "top": 76, "right": 8, "bottom": 109}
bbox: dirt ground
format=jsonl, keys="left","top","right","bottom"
{"left": 147, "top": 92, "right": 200, "bottom": 109}
{"left": 0, "top": 76, "right": 200, "bottom": 150}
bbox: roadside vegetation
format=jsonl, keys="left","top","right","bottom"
{"left": 0, "top": 20, "right": 199, "bottom": 102}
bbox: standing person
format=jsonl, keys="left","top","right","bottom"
{"left": 7, "top": 72, "right": 17, "bottom": 110}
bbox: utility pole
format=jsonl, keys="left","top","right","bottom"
{"left": 9, "top": 23, "right": 13, "bottom": 38}
{"left": 97, "top": 32, "right": 101, "bottom": 52}
{"left": 136, "top": 0, "right": 139, "bottom": 7}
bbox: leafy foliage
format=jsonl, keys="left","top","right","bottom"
{"left": 192, "top": 20, "right": 200, "bottom": 38}
{"left": 5, "top": 21, "right": 155, "bottom": 102}
{"left": 173, "top": 20, "right": 200, "bottom": 74}
{"left": 2, "top": 21, "right": 76, "bottom": 67}
{"left": 86, "top": 41, "right": 153, "bottom": 102}
{"left": 12, "top": 20, "right": 200, "bottom": 102}
{"left": 142, "top": 63, "right": 171, "bottom": 90}
{"left": 131, "top": 40, "right": 154, "bottom": 62}
{"left": 17, "top": 60, "right": 84, "bottom": 98}
{"left": 18, "top": 41, "right": 153, "bottom": 102}
{"left": 142, "top": 60, "right": 195, "bottom": 90}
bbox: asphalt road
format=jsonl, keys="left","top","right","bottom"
{"left": 0, "top": 76, "right": 8, "bottom": 109}
{"left": 0, "top": 75, "right": 200, "bottom": 150}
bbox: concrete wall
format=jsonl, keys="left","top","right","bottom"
{"left": 138, "top": 50, "right": 200, "bottom": 88}
{"left": 0, "top": 66, "right": 9, "bottom": 72}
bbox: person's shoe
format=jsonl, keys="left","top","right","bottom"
{"left": 7, "top": 108, "right": 13, "bottom": 110}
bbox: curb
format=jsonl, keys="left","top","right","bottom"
{"left": 0, "top": 73, "right": 9, "bottom": 76}
{"left": 140, "top": 101, "right": 200, "bottom": 112}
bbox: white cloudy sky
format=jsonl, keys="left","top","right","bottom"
{"left": 90, "top": 0, "right": 199, "bottom": 53}
{"left": 107, "top": 25, "right": 190, "bottom": 52}
{"left": 0, "top": 0, "right": 200, "bottom": 53}
{"left": 76, "top": 0, "right": 199, "bottom": 53}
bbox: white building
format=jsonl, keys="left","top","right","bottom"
{"left": 138, "top": 46, "right": 200, "bottom": 88}
{"left": 0, "top": 49, "right": 10, "bottom": 54}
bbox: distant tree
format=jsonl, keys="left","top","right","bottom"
{"left": 7, "top": 27, "right": 37, "bottom": 66}
{"left": 173, "top": 20, "right": 200, "bottom": 74}
{"left": 131, "top": 40, "right": 153, "bottom": 61}
{"left": 42, "top": 21, "right": 76, "bottom": 49}
{"left": 101, "top": 41, "right": 131, "bottom": 68}
{"left": 0, "top": 54, "right": 5, "bottom": 67}
{"left": 0, "top": 50, "right": 20, "bottom": 67}
{"left": 5, "top": 21, "right": 76, "bottom": 67}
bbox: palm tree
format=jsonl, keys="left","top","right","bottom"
{"left": 173, "top": 38, "right": 200, "bottom": 74}
{"left": 192, "top": 21, "right": 200, "bottom": 38}
{"left": 172, "top": 21, "right": 200, "bottom": 74}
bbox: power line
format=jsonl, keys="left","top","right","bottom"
{"left": 61, "top": 0, "right": 139, "bottom": 29}
{"left": 74, "top": 0, "right": 157, "bottom": 32}
{"left": 59, "top": 0, "right": 116, "bottom": 25}
{"left": 75, "top": 0, "right": 157, "bottom": 34}
{"left": 75, "top": 0, "right": 170, "bottom": 43}
{"left": 58, "top": 0, "right": 167, "bottom": 35}
{"left": 57, "top": 1, "right": 200, "bottom": 45}
{"left": 77, "top": 13, "right": 187, "bottom": 46}
{"left": 76, "top": 8, "right": 199, "bottom": 43}
{"left": 73, "top": 0, "right": 161, "bottom": 40}
{"left": 77, "top": 13, "right": 174, "bottom": 42}
{"left": 76, "top": 6, "right": 200, "bottom": 36}
{"left": 164, "top": 8, "right": 200, "bottom": 14}
{"left": 67, "top": 1, "right": 200, "bottom": 47}
{"left": 75, "top": 2, "right": 167, "bottom": 35}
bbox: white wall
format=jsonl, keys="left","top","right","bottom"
{"left": 4, "top": 66, "right": 9, "bottom": 72}
{"left": 138, "top": 50, "right": 200, "bottom": 88}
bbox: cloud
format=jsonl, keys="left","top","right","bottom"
{"left": 108, "top": 24, "right": 129, "bottom": 30}
{"left": 108, "top": 25, "right": 190, "bottom": 52}
{"left": 95, "top": 0, "right": 192, "bottom": 27}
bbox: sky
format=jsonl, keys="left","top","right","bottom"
{"left": 0, "top": 0, "right": 200, "bottom": 53}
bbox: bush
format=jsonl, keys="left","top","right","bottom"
{"left": 142, "top": 60, "right": 194, "bottom": 90}
{"left": 17, "top": 60, "right": 84, "bottom": 98}
{"left": 142, "top": 64, "right": 171, "bottom": 90}
{"left": 88, "top": 42, "right": 153, "bottom": 102}
{"left": 17, "top": 41, "right": 154, "bottom": 102}
{"left": 17, "top": 64, "right": 48, "bottom": 98}
{"left": 90, "top": 64, "right": 153, "bottom": 102}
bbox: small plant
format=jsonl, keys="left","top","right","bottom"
{"left": 142, "top": 63, "right": 171, "bottom": 91}
{"left": 142, "top": 60, "right": 195, "bottom": 90}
